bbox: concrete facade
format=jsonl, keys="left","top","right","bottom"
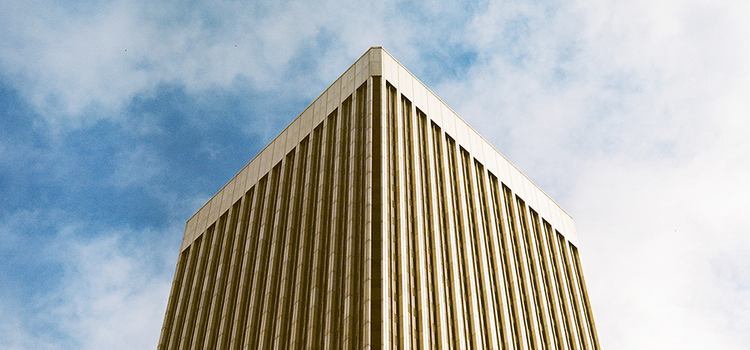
{"left": 158, "top": 47, "right": 600, "bottom": 349}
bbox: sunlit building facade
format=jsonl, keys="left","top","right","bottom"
{"left": 158, "top": 47, "right": 600, "bottom": 349}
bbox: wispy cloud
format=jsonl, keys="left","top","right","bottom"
{"left": 432, "top": 0, "right": 750, "bottom": 347}
{"left": 0, "top": 213, "right": 175, "bottom": 349}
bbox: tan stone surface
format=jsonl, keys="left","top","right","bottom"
{"left": 160, "top": 47, "right": 598, "bottom": 350}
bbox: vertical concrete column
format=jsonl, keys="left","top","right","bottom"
{"left": 304, "top": 111, "right": 337, "bottom": 349}
{"left": 342, "top": 84, "right": 361, "bottom": 350}
{"left": 424, "top": 121, "right": 451, "bottom": 350}
{"left": 228, "top": 177, "right": 266, "bottom": 350}
{"left": 215, "top": 189, "right": 254, "bottom": 349}
{"left": 267, "top": 145, "right": 308, "bottom": 349}
{"left": 441, "top": 138, "right": 469, "bottom": 350}
{"left": 371, "top": 75, "right": 384, "bottom": 350}
{"left": 467, "top": 162, "right": 501, "bottom": 350}
{"left": 287, "top": 125, "right": 323, "bottom": 348}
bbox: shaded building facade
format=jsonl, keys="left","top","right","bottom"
{"left": 158, "top": 47, "right": 600, "bottom": 350}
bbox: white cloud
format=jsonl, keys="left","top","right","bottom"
{"left": 45, "top": 231, "right": 173, "bottom": 350}
{"left": 0, "top": 213, "right": 177, "bottom": 350}
{"left": 0, "top": 0, "right": 406, "bottom": 132}
{"left": 430, "top": 0, "right": 750, "bottom": 348}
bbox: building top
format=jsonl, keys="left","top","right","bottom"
{"left": 180, "top": 46, "right": 577, "bottom": 251}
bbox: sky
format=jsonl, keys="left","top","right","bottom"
{"left": 1, "top": 0, "right": 748, "bottom": 349}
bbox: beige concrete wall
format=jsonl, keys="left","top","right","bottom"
{"left": 161, "top": 49, "right": 377, "bottom": 350}
{"left": 380, "top": 49, "right": 578, "bottom": 246}
{"left": 378, "top": 47, "right": 598, "bottom": 350}
{"left": 181, "top": 48, "right": 377, "bottom": 252}
{"left": 160, "top": 47, "right": 599, "bottom": 350}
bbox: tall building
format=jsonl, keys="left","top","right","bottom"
{"left": 158, "top": 47, "right": 600, "bottom": 350}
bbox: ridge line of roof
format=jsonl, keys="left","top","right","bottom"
{"left": 378, "top": 46, "right": 573, "bottom": 220}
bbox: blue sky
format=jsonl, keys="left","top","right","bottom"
{"left": 1, "top": 0, "right": 749, "bottom": 348}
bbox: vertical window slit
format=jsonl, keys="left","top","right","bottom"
{"left": 174, "top": 222, "right": 214, "bottom": 350}
{"left": 329, "top": 97, "right": 352, "bottom": 349}
{"left": 418, "top": 110, "right": 441, "bottom": 348}
{"left": 291, "top": 125, "right": 323, "bottom": 348}
{"left": 260, "top": 149, "right": 297, "bottom": 348}
{"left": 371, "top": 76, "right": 383, "bottom": 350}
{"left": 570, "top": 245, "right": 600, "bottom": 350}
{"left": 530, "top": 212, "right": 563, "bottom": 350}
{"left": 446, "top": 137, "right": 475, "bottom": 350}
{"left": 309, "top": 110, "right": 338, "bottom": 348}
{"left": 559, "top": 234, "right": 587, "bottom": 350}
{"left": 217, "top": 186, "right": 255, "bottom": 350}
{"left": 475, "top": 163, "right": 508, "bottom": 349}
{"left": 432, "top": 123, "right": 459, "bottom": 350}
{"left": 230, "top": 174, "right": 267, "bottom": 350}
{"left": 517, "top": 198, "right": 548, "bottom": 350}
{"left": 503, "top": 185, "right": 535, "bottom": 350}
{"left": 246, "top": 162, "right": 283, "bottom": 347}
{"left": 545, "top": 225, "right": 578, "bottom": 350}
{"left": 489, "top": 176, "right": 521, "bottom": 349}
{"left": 460, "top": 150, "right": 491, "bottom": 348}
{"left": 350, "top": 82, "right": 368, "bottom": 349}
{"left": 200, "top": 201, "right": 242, "bottom": 349}
{"left": 386, "top": 83, "right": 402, "bottom": 350}
{"left": 276, "top": 137, "right": 309, "bottom": 349}
{"left": 546, "top": 225, "right": 576, "bottom": 350}
{"left": 401, "top": 95, "right": 422, "bottom": 349}
{"left": 168, "top": 234, "right": 203, "bottom": 350}
{"left": 159, "top": 245, "right": 191, "bottom": 349}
